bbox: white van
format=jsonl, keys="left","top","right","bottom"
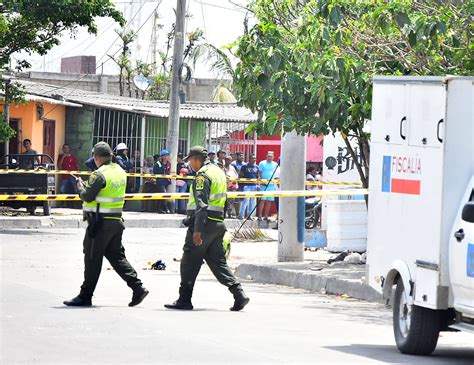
{"left": 366, "top": 76, "right": 474, "bottom": 355}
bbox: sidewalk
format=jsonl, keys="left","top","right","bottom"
{"left": 235, "top": 249, "right": 383, "bottom": 303}
{"left": 0, "top": 207, "right": 272, "bottom": 229}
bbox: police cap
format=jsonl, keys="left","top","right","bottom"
{"left": 185, "top": 146, "right": 208, "bottom": 160}
{"left": 93, "top": 142, "right": 113, "bottom": 157}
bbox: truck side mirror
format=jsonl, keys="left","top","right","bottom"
{"left": 461, "top": 202, "right": 474, "bottom": 223}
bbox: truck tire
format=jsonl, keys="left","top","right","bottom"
{"left": 43, "top": 201, "right": 51, "bottom": 216}
{"left": 393, "top": 279, "right": 440, "bottom": 355}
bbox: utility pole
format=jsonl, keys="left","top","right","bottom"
{"left": 278, "top": 131, "right": 306, "bottom": 262}
{"left": 3, "top": 77, "right": 11, "bottom": 157}
{"left": 166, "top": 0, "right": 186, "bottom": 202}
{"left": 151, "top": 9, "right": 159, "bottom": 75}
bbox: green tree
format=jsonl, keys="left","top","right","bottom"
{"left": 108, "top": 29, "right": 136, "bottom": 97}
{"left": 0, "top": 0, "right": 124, "bottom": 142}
{"left": 233, "top": 0, "right": 473, "bottom": 190}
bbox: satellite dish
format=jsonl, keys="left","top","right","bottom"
{"left": 133, "top": 75, "right": 152, "bottom": 91}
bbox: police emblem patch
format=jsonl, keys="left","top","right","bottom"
{"left": 87, "top": 173, "right": 98, "bottom": 186}
{"left": 195, "top": 175, "right": 205, "bottom": 190}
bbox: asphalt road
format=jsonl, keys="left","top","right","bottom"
{"left": 1, "top": 228, "right": 473, "bottom": 364}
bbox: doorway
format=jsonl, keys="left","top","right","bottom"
{"left": 43, "top": 119, "right": 56, "bottom": 162}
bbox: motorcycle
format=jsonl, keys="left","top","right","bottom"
{"left": 305, "top": 197, "right": 322, "bottom": 229}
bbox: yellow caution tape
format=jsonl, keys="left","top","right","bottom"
{"left": 0, "top": 169, "right": 362, "bottom": 186}
{"left": 0, "top": 189, "right": 367, "bottom": 201}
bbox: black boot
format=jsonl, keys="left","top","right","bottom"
{"left": 164, "top": 300, "right": 193, "bottom": 310}
{"left": 129, "top": 286, "right": 149, "bottom": 307}
{"left": 63, "top": 295, "right": 92, "bottom": 307}
{"left": 229, "top": 285, "right": 250, "bottom": 311}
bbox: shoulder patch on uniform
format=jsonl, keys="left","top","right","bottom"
{"left": 87, "top": 172, "right": 99, "bottom": 186}
{"left": 195, "top": 175, "right": 205, "bottom": 190}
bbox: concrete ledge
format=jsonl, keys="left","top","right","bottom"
{"left": 235, "top": 263, "right": 383, "bottom": 303}
{"left": 0, "top": 210, "right": 267, "bottom": 230}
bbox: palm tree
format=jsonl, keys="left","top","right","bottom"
{"left": 191, "top": 43, "right": 236, "bottom": 102}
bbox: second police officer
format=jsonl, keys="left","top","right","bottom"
{"left": 165, "top": 146, "right": 250, "bottom": 311}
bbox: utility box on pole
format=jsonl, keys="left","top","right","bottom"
{"left": 278, "top": 131, "right": 306, "bottom": 262}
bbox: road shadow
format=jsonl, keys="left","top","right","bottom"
{"left": 0, "top": 229, "right": 72, "bottom": 236}
{"left": 154, "top": 308, "right": 229, "bottom": 313}
{"left": 325, "top": 344, "right": 474, "bottom": 364}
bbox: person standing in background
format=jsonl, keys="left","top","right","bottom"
{"left": 57, "top": 144, "right": 79, "bottom": 208}
{"left": 217, "top": 150, "right": 226, "bottom": 166}
{"left": 257, "top": 151, "right": 279, "bottom": 221}
{"left": 224, "top": 156, "right": 239, "bottom": 219}
{"left": 231, "top": 152, "right": 245, "bottom": 219}
{"left": 140, "top": 155, "right": 157, "bottom": 212}
{"left": 208, "top": 151, "right": 217, "bottom": 164}
{"left": 131, "top": 150, "right": 142, "bottom": 193}
{"left": 57, "top": 144, "right": 79, "bottom": 194}
{"left": 175, "top": 152, "right": 188, "bottom": 214}
{"left": 239, "top": 154, "right": 259, "bottom": 220}
{"left": 154, "top": 149, "right": 172, "bottom": 214}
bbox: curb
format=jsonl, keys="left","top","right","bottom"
{"left": 0, "top": 216, "right": 267, "bottom": 230}
{"left": 235, "top": 263, "right": 383, "bottom": 303}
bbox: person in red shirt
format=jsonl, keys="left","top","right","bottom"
{"left": 57, "top": 143, "right": 79, "bottom": 195}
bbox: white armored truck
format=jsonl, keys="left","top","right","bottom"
{"left": 367, "top": 76, "right": 474, "bottom": 355}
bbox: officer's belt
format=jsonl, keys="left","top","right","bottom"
{"left": 186, "top": 209, "right": 224, "bottom": 221}
{"left": 83, "top": 206, "right": 123, "bottom": 213}
{"left": 84, "top": 212, "right": 122, "bottom": 220}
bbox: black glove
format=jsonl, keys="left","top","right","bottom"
{"left": 182, "top": 216, "right": 194, "bottom": 227}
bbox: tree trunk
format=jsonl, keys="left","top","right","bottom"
{"left": 341, "top": 133, "right": 369, "bottom": 206}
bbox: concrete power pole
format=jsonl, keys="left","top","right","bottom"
{"left": 151, "top": 9, "right": 159, "bottom": 75}
{"left": 3, "top": 78, "right": 11, "bottom": 157}
{"left": 166, "top": 0, "right": 186, "bottom": 199}
{"left": 278, "top": 131, "right": 306, "bottom": 262}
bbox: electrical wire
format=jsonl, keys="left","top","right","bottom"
{"left": 40, "top": 2, "right": 160, "bottom": 119}
{"left": 192, "top": 0, "right": 247, "bottom": 13}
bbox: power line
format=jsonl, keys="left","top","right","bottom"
{"left": 40, "top": 2, "right": 161, "bottom": 119}
{"left": 192, "top": 0, "right": 247, "bottom": 13}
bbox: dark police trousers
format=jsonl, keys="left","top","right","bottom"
{"left": 80, "top": 219, "right": 142, "bottom": 299}
{"left": 179, "top": 220, "right": 239, "bottom": 301}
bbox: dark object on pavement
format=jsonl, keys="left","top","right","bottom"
{"left": 63, "top": 295, "right": 92, "bottom": 307}
{"left": 327, "top": 252, "right": 349, "bottom": 264}
{"left": 164, "top": 300, "right": 194, "bottom": 310}
{"left": 129, "top": 287, "right": 149, "bottom": 307}
{"left": 151, "top": 259, "right": 166, "bottom": 270}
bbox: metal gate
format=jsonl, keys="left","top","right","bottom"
{"left": 207, "top": 121, "right": 256, "bottom": 159}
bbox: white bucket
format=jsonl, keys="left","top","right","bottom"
{"left": 326, "top": 200, "right": 368, "bottom": 252}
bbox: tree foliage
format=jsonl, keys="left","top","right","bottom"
{"left": 0, "top": 0, "right": 123, "bottom": 142}
{"left": 233, "top": 0, "right": 473, "bottom": 188}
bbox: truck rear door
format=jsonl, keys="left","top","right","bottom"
{"left": 450, "top": 179, "right": 474, "bottom": 318}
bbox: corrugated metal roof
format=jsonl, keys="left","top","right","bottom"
{"left": 18, "top": 80, "right": 258, "bottom": 123}
{"left": 0, "top": 90, "right": 82, "bottom": 107}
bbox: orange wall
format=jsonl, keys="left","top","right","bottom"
{"left": 9, "top": 101, "right": 66, "bottom": 164}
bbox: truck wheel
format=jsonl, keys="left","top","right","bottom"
{"left": 27, "top": 205, "right": 36, "bottom": 216}
{"left": 43, "top": 201, "right": 51, "bottom": 216}
{"left": 393, "top": 279, "right": 440, "bottom": 355}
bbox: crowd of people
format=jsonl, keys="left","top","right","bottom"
{"left": 54, "top": 141, "right": 283, "bottom": 220}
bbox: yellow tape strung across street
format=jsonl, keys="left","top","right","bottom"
{"left": 0, "top": 189, "right": 368, "bottom": 201}
{"left": 0, "top": 169, "right": 362, "bottom": 186}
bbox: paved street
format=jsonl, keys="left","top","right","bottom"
{"left": 1, "top": 228, "right": 473, "bottom": 364}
